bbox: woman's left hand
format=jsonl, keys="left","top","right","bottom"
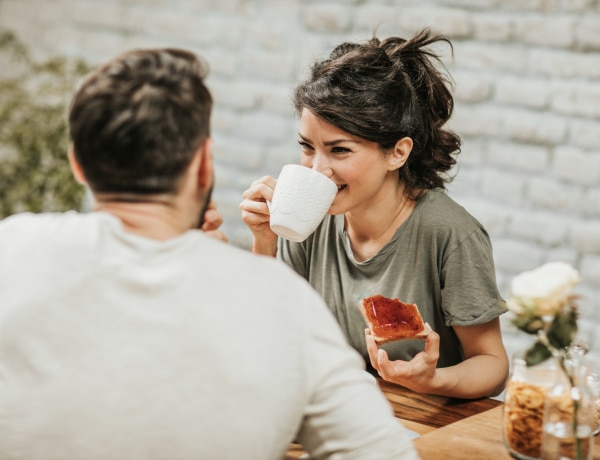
{"left": 365, "top": 324, "right": 442, "bottom": 394}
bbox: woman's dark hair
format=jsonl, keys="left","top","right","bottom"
{"left": 69, "top": 48, "right": 213, "bottom": 195}
{"left": 293, "top": 28, "right": 460, "bottom": 200}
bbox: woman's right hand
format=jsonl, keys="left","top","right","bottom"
{"left": 240, "top": 175, "right": 279, "bottom": 256}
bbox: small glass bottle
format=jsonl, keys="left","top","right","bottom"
{"left": 586, "top": 369, "right": 600, "bottom": 436}
{"left": 540, "top": 360, "right": 595, "bottom": 460}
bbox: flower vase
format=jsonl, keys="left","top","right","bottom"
{"left": 587, "top": 369, "right": 600, "bottom": 436}
{"left": 503, "top": 356, "right": 563, "bottom": 459}
{"left": 540, "top": 363, "right": 595, "bottom": 460}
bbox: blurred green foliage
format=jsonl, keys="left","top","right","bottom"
{"left": 0, "top": 31, "right": 90, "bottom": 218}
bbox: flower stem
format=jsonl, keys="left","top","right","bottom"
{"left": 558, "top": 353, "right": 584, "bottom": 460}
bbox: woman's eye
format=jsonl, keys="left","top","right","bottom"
{"left": 298, "top": 141, "right": 313, "bottom": 151}
{"left": 331, "top": 146, "right": 351, "bottom": 154}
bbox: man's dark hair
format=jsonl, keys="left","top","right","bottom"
{"left": 69, "top": 48, "right": 212, "bottom": 195}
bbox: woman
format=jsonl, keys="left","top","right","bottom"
{"left": 240, "top": 29, "right": 508, "bottom": 399}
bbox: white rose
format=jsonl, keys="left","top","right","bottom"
{"left": 508, "top": 261, "right": 580, "bottom": 317}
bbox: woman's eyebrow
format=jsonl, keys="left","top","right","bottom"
{"left": 298, "top": 133, "right": 361, "bottom": 146}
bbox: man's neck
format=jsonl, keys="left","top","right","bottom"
{"left": 93, "top": 194, "right": 196, "bottom": 241}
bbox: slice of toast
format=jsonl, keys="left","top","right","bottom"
{"left": 360, "top": 295, "right": 428, "bottom": 344}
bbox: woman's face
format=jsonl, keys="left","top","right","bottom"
{"left": 298, "top": 108, "right": 402, "bottom": 215}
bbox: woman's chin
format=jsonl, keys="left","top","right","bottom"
{"left": 327, "top": 204, "right": 344, "bottom": 216}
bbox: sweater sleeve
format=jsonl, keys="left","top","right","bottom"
{"left": 297, "top": 288, "right": 420, "bottom": 460}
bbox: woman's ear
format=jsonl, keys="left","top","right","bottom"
{"left": 68, "top": 147, "right": 87, "bottom": 185}
{"left": 388, "top": 137, "right": 413, "bottom": 171}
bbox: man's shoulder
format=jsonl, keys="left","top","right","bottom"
{"left": 0, "top": 211, "right": 87, "bottom": 237}
{"left": 217, "top": 241, "right": 314, "bottom": 292}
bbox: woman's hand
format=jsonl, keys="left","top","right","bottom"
{"left": 239, "top": 176, "right": 279, "bottom": 256}
{"left": 365, "top": 318, "right": 509, "bottom": 399}
{"left": 201, "top": 199, "right": 228, "bottom": 243}
{"left": 365, "top": 325, "right": 442, "bottom": 395}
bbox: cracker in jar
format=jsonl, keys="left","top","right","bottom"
{"left": 504, "top": 380, "right": 548, "bottom": 458}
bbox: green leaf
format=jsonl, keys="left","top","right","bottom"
{"left": 0, "top": 29, "right": 89, "bottom": 216}
{"left": 511, "top": 313, "right": 545, "bottom": 335}
{"left": 524, "top": 340, "right": 553, "bottom": 367}
{"left": 546, "top": 308, "right": 578, "bottom": 350}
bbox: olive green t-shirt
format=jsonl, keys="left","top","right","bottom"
{"left": 279, "top": 188, "right": 507, "bottom": 368}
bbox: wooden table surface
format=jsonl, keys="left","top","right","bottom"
{"left": 376, "top": 378, "right": 501, "bottom": 432}
{"left": 286, "top": 377, "right": 600, "bottom": 459}
{"left": 414, "top": 405, "right": 512, "bottom": 459}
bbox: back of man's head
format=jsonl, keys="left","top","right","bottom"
{"left": 68, "top": 48, "right": 212, "bottom": 196}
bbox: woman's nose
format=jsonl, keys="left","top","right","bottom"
{"left": 317, "top": 167, "right": 334, "bottom": 178}
{"left": 312, "top": 157, "right": 333, "bottom": 178}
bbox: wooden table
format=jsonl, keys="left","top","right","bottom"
{"left": 286, "top": 377, "right": 600, "bottom": 459}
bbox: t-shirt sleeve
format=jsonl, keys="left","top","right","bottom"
{"left": 297, "top": 288, "right": 419, "bottom": 460}
{"left": 440, "top": 225, "right": 507, "bottom": 326}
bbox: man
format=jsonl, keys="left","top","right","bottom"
{"left": 0, "top": 48, "right": 418, "bottom": 459}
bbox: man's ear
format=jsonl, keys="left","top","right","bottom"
{"left": 197, "top": 137, "right": 213, "bottom": 190}
{"left": 68, "top": 147, "right": 87, "bottom": 185}
{"left": 388, "top": 137, "right": 413, "bottom": 171}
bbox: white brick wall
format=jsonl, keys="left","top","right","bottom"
{"left": 1, "top": 0, "right": 599, "bottom": 363}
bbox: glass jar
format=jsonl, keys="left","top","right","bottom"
{"left": 503, "top": 356, "right": 563, "bottom": 460}
{"left": 587, "top": 369, "right": 600, "bottom": 436}
{"left": 540, "top": 362, "right": 595, "bottom": 460}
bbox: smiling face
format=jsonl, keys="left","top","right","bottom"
{"left": 298, "top": 109, "right": 410, "bottom": 216}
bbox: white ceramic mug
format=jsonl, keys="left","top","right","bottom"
{"left": 269, "top": 164, "right": 338, "bottom": 243}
